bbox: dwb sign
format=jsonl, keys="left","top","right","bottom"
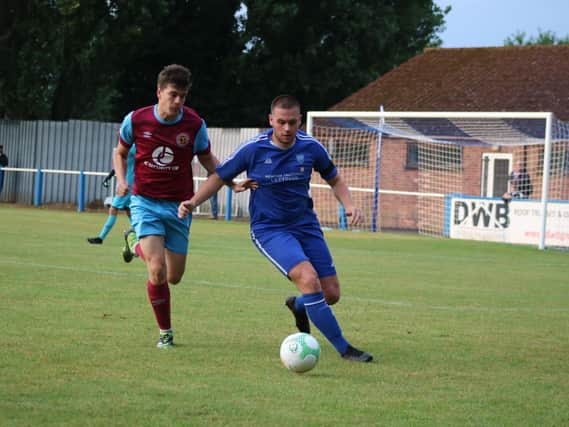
{"left": 448, "top": 196, "right": 569, "bottom": 247}
{"left": 453, "top": 200, "right": 509, "bottom": 228}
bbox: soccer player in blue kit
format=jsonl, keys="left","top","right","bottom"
{"left": 178, "top": 95, "right": 373, "bottom": 362}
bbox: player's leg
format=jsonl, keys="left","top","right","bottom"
{"left": 122, "top": 228, "right": 140, "bottom": 262}
{"left": 164, "top": 251, "right": 186, "bottom": 285}
{"left": 319, "top": 274, "right": 372, "bottom": 361}
{"left": 285, "top": 227, "right": 339, "bottom": 332}
{"left": 162, "top": 201, "right": 191, "bottom": 285}
{"left": 289, "top": 263, "right": 373, "bottom": 362}
{"left": 287, "top": 261, "right": 351, "bottom": 354}
{"left": 252, "top": 228, "right": 372, "bottom": 362}
{"left": 129, "top": 195, "right": 173, "bottom": 348}
{"left": 87, "top": 206, "right": 119, "bottom": 244}
{"left": 285, "top": 249, "right": 340, "bottom": 334}
{"left": 299, "top": 228, "right": 341, "bottom": 304}
{"left": 116, "top": 197, "right": 136, "bottom": 261}
{"left": 139, "top": 235, "right": 174, "bottom": 348}
{"left": 293, "top": 228, "right": 373, "bottom": 362}
{"left": 252, "top": 229, "right": 311, "bottom": 333}
{"left": 140, "top": 235, "right": 168, "bottom": 284}
{"left": 319, "top": 275, "right": 340, "bottom": 305}
{"left": 144, "top": 199, "right": 191, "bottom": 348}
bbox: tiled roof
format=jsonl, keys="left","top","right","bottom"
{"left": 331, "top": 45, "right": 569, "bottom": 121}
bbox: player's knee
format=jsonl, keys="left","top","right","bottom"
{"left": 325, "top": 290, "right": 340, "bottom": 305}
{"left": 167, "top": 265, "right": 185, "bottom": 285}
{"left": 168, "top": 274, "right": 182, "bottom": 285}
{"left": 148, "top": 262, "right": 167, "bottom": 285}
{"left": 290, "top": 262, "right": 320, "bottom": 292}
{"left": 149, "top": 273, "right": 166, "bottom": 285}
{"left": 298, "top": 270, "right": 319, "bottom": 290}
{"left": 321, "top": 277, "right": 341, "bottom": 304}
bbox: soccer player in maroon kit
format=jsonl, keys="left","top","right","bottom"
{"left": 113, "top": 64, "right": 246, "bottom": 348}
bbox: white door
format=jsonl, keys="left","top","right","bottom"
{"left": 481, "top": 153, "right": 512, "bottom": 198}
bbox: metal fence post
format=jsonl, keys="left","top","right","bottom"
{"left": 34, "top": 168, "right": 43, "bottom": 207}
{"left": 78, "top": 170, "right": 85, "bottom": 212}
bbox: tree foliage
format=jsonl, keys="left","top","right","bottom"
{"left": 1, "top": 0, "right": 447, "bottom": 126}
{"left": 504, "top": 29, "right": 569, "bottom": 46}
{"left": 0, "top": 1, "right": 63, "bottom": 119}
{"left": 234, "top": 0, "right": 447, "bottom": 125}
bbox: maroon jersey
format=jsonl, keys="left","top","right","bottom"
{"left": 119, "top": 105, "right": 211, "bottom": 201}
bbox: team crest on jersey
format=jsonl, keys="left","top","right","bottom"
{"left": 176, "top": 132, "right": 191, "bottom": 147}
{"left": 296, "top": 154, "right": 304, "bottom": 164}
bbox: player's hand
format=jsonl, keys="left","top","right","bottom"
{"left": 116, "top": 181, "right": 129, "bottom": 197}
{"left": 178, "top": 200, "right": 195, "bottom": 218}
{"left": 345, "top": 206, "right": 363, "bottom": 226}
{"left": 233, "top": 178, "right": 258, "bottom": 193}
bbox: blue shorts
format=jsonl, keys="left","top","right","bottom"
{"left": 130, "top": 194, "right": 192, "bottom": 254}
{"left": 250, "top": 225, "right": 336, "bottom": 279}
{"left": 111, "top": 193, "right": 131, "bottom": 210}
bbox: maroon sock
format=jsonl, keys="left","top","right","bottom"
{"left": 147, "top": 281, "right": 171, "bottom": 330}
{"left": 135, "top": 244, "right": 145, "bottom": 260}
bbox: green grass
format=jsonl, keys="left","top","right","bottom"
{"left": 1, "top": 205, "right": 568, "bottom": 426}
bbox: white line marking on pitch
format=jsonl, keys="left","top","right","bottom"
{"left": 2, "top": 259, "right": 568, "bottom": 313}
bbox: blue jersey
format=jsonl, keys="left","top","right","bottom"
{"left": 216, "top": 129, "right": 337, "bottom": 230}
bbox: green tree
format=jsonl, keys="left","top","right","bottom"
{"left": 232, "top": 0, "right": 448, "bottom": 126}
{"left": 504, "top": 29, "right": 569, "bottom": 46}
{"left": 50, "top": 0, "right": 118, "bottom": 120}
{"left": 0, "top": 0, "right": 243, "bottom": 122}
{"left": 107, "top": 0, "right": 243, "bottom": 125}
{"left": 1, "top": 0, "right": 448, "bottom": 125}
{"left": 0, "top": 1, "right": 63, "bottom": 119}
{"left": 0, "top": 0, "right": 125, "bottom": 120}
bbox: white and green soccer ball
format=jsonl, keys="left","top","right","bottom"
{"left": 279, "top": 332, "right": 321, "bottom": 373}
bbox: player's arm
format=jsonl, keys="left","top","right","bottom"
{"left": 197, "top": 151, "right": 257, "bottom": 194}
{"left": 113, "top": 143, "right": 130, "bottom": 196}
{"left": 326, "top": 174, "right": 363, "bottom": 226}
{"left": 197, "top": 151, "right": 220, "bottom": 175}
{"left": 178, "top": 173, "right": 225, "bottom": 218}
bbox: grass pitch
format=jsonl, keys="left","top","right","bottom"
{"left": 0, "top": 205, "right": 568, "bottom": 426}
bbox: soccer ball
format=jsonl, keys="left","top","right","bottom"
{"left": 279, "top": 332, "right": 320, "bottom": 373}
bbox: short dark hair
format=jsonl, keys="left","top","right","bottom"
{"left": 270, "top": 94, "right": 301, "bottom": 112}
{"left": 157, "top": 64, "right": 192, "bottom": 91}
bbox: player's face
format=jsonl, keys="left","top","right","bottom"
{"left": 157, "top": 84, "right": 188, "bottom": 121}
{"left": 269, "top": 106, "right": 302, "bottom": 148}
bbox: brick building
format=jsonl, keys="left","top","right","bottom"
{"left": 312, "top": 46, "right": 569, "bottom": 232}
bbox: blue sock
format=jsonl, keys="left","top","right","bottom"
{"left": 99, "top": 215, "right": 117, "bottom": 240}
{"left": 303, "top": 291, "right": 349, "bottom": 355}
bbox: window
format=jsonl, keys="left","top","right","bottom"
{"left": 406, "top": 141, "right": 462, "bottom": 171}
{"left": 406, "top": 142, "right": 418, "bottom": 170}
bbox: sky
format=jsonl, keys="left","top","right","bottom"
{"left": 434, "top": 0, "right": 569, "bottom": 48}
